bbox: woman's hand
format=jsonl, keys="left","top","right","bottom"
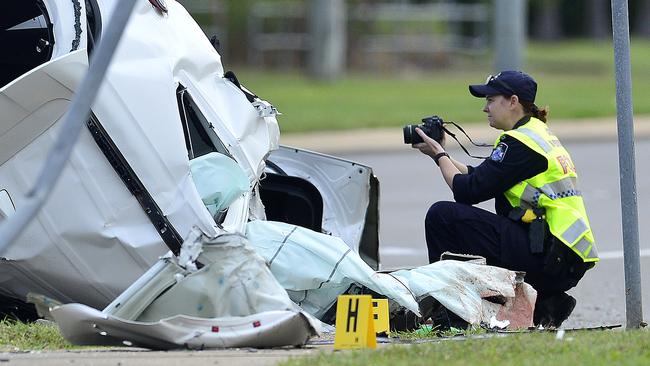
{"left": 412, "top": 127, "right": 445, "bottom": 157}
{"left": 412, "top": 127, "right": 459, "bottom": 189}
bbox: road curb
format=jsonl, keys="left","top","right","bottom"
{"left": 280, "top": 116, "right": 650, "bottom": 154}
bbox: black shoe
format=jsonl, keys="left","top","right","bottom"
{"left": 533, "top": 292, "right": 576, "bottom": 328}
{"left": 430, "top": 306, "right": 469, "bottom": 331}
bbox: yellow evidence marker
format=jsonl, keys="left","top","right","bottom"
{"left": 372, "top": 298, "right": 390, "bottom": 334}
{"left": 333, "top": 295, "right": 376, "bottom": 349}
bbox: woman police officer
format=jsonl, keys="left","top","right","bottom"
{"left": 413, "top": 71, "right": 598, "bottom": 327}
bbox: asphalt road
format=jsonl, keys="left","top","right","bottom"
{"left": 338, "top": 139, "right": 650, "bottom": 328}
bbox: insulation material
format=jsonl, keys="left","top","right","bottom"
{"left": 391, "top": 262, "right": 537, "bottom": 327}
{"left": 246, "top": 220, "right": 536, "bottom": 327}
{"left": 245, "top": 220, "right": 421, "bottom": 319}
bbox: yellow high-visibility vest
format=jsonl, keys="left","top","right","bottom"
{"left": 499, "top": 117, "right": 599, "bottom": 262}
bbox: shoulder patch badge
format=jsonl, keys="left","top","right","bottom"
{"left": 490, "top": 142, "right": 508, "bottom": 162}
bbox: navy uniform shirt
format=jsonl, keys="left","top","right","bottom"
{"left": 451, "top": 116, "right": 548, "bottom": 216}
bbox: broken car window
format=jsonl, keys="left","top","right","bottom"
{"left": 176, "top": 86, "right": 231, "bottom": 160}
{"left": 1, "top": 0, "right": 55, "bottom": 88}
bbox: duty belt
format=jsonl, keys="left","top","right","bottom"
{"left": 509, "top": 207, "right": 546, "bottom": 254}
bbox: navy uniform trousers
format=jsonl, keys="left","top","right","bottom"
{"left": 425, "top": 201, "right": 590, "bottom": 298}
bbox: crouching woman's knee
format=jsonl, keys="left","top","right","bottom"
{"left": 425, "top": 201, "right": 457, "bottom": 227}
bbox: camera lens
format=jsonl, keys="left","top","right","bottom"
{"left": 403, "top": 125, "right": 423, "bottom": 144}
{"left": 403, "top": 125, "right": 412, "bottom": 144}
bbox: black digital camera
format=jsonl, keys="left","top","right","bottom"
{"left": 403, "top": 115, "right": 445, "bottom": 144}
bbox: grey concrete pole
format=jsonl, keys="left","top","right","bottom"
{"left": 611, "top": 0, "right": 644, "bottom": 329}
{"left": 493, "top": 0, "right": 526, "bottom": 72}
{"left": 308, "top": 0, "right": 346, "bottom": 80}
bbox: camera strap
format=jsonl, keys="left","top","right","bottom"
{"left": 442, "top": 121, "right": 491, "bottom": 159}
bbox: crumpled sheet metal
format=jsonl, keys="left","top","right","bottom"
{"left": 133, "top": 233, "right": 303, "bottom": 322}
{"left": 246, "top": 220, "right": 536, "bottom": 327}
{"left": 51, "top": 304, "right": 315, "bottom": 350}
{"left": 51, "top": 231, "right": 320, "bottom": 349}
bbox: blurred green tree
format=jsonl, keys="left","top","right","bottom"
{"left": 587, "top": 0, "right": 610, "bottom": 39}
{"left": 529, "top": 0, "right": 562, "bottom": 41}
{"left": 634, "top": 0, "right": 650, "bottom": 37}
{"left": 225, "top": 0, "right": 252, "bottom": 64}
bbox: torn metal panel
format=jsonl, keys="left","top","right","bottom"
{"left": 0, "top": 50, "right": 86, "bottom": 167}
{"left": 265, "top": 147, "right": 379, "bottom": 268}
{"left": 98, "top": 229, "right": 308, "bottom": 321}
{"left": 51, "top": 230, "right": 319, "bottom": 349}
{"left": 52, "top": 304, "right": 315, "bottom": 350}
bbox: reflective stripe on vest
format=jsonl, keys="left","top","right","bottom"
{"left": 501, "top": 117, "right": 598, "bottom": 263}
{"left": 575, "top": 236, "right": 598, "bottom": 259}
{"left": 539, "top": 177, "right": 578, "bottom": 198}
{"left": 562, "top": 218, "right": 589, "bottom": 244}
{"left": 521, "top": 177, "right": 581, "bottom": 207}
{"left": 516, "top": 128, "right": 553, "bottom": 153}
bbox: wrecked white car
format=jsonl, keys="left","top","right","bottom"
{"left": 0, "top": 0, "right": 534, "bottom": 349}
{"left": 1, "top": 0, "right": 378, "bottom": 311}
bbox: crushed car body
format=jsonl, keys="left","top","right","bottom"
{"left": 0, "top": 0, "right": 376, "bottom": 309}
{"left": 1, "top": 0, "right": 535, "bottom": 349}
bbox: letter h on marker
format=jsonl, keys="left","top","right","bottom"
{"left": 347, "top": 297, "right": 359, "bottom": 332}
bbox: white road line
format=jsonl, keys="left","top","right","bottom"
{"left": 598, "top": 249, "right": 650, "bottom": 260}
{"left": 380, "top": 247, "right": 650, "bottom": 260}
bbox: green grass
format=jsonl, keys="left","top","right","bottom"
{"left": 282, "top": 330, "right": 650, "bottom": 366}
{"left": 0, "top": 319, "right": 74, "bottom": 352}
{"left": 2, "top": 318, "right": 647, "bottom": 366}
{"left": 235, "top": 39, "right": 650, "bottom": 133}
{"left": 393, "top": 324, "right": 487, "bottom": 340}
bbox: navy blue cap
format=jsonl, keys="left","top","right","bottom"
{"left": 469, "top": 71, "right": 537, "bottom": 103}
